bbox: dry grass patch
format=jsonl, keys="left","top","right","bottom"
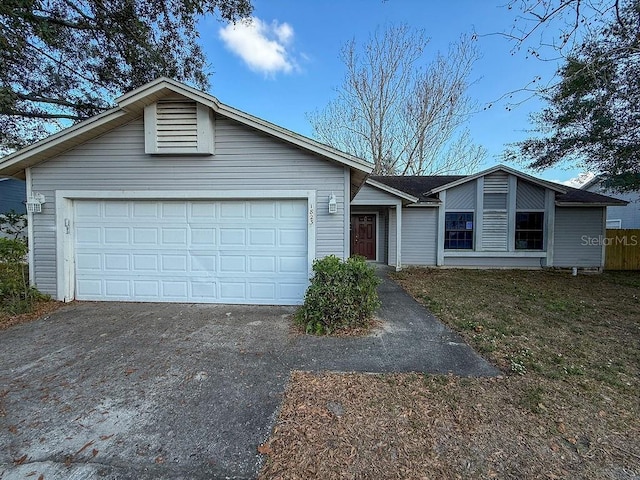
{"left": 0, "top": 300, "right": 62, "bottom": 330}
{"left": 260, "top": 269, "right": 640, "bottom": 479}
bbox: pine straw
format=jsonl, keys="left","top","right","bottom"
{"left": 0, "top": 300, "right": 63, "bottom": 330}
{"left": 260, "top": 372, "right": 639, "bottom": 480}
{"left": 260, "top": 269, "right": 640, "bottom": 479}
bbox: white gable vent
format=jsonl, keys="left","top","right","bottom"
{"left": 144, "top": 99, "right": 214, "bottom": 155}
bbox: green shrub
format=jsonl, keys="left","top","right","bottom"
{"left": 0, "top": 237, "right": 49, "bottom": 314}
{"left": 295, "top": 255, "right": 381, "bottom": 335}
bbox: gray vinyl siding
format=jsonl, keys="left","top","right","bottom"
{"left": 352, "top": 183, "right": 400, "bottom": 204}
{"left": 446, "top": 182, "right": 476, "bottom": 210}
{"left": 0, "top": 178, "right": 26, "bottom": 214}
{"left": 585, "top": 182, "right": 640, "bottom": 228}
{"left": 516, "top": 179, "right": 545, "bottom": 210}
{"left": 444, "top": 256, "right": 543, "bottom": 268}
{"left": 553, "top": 207, "right": 605, "bottom": 267}
{"left": 402, "top": 208, "right": 437, "bottom": 265}
{"left": 606, "top": 194, "right": 640, "bottom": 228}
{"left": 30, "top": 116, "right": 347, "bottom": 295}
{"left": 388, "top": 207, "right": 437, "bottom": 266}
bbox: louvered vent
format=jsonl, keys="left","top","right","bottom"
{"left": 484, "top": 172, "right": 509, "bottom": 193}
{"left": 482, "top": 212, "right": 508, "bottom": 251}
{"left": 144, "top": 98, "right": 214, "bottom": 155}
{"left": 156, "top": 100, "right": 198, "bottom": 152}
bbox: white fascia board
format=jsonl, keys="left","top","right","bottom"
{"left": 427, "top": 164, "right": 567, "bottom": 196}
{"left": 365, "top": 178, "right": 419, "bottom": 203}
{"left": 405, "top": 202, "right": 439, "bottom": 207}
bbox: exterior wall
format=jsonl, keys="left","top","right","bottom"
{"left": 553, "top": 207, "right": 605, "bottom": 267}
{"left": 441, "top": 175, "right": 550, "bottom": 267}
{"left": 585, "top": 183, "right": 640, "bottom": 228}
{"left": 445, "top": 182, "right": 475, "bottom": 209}
{"left": 0, "top": 178, "right": 26, "bottom": 214}
{"left": 387, "top": 207, "right": 438, "bottom": 267}
{"left": 443, "top": 256, "right": 543, "bottom": 267}
{"left": 516, "top": 179, "right": 545, "bottom": 210}
{"left": 30, "top": 116, "right": 347, "bottom": 295}
{"left": 401, "top": 208, "right": 438, "bottom": 265}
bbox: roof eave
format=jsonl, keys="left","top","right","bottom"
{"left": 0, "top": 107, "right": 130, "bottom": 176}
{"left": 555, "top": 201, "right": 628, "bottom": 207}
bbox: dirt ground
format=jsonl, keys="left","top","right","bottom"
{"left": 259, "top": 269, "right": 640, "bottom": 479}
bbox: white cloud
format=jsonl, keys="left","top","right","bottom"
{"left": 550, "top": 171, "right": 597, "bottom": 188}
{"left": 219, "top": 17, "right": 298, "bottom": 75}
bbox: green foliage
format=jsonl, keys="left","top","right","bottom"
{"left": 0, "top": 0, "right": 253, "bottom": 150}
{"left": 506, "top": 0, "right": 640, "bottom": 191}
{"left": 0, "top": 237, "right": 48, "bottom": 314}
{"left": 0, "top": 211, "right": 27, "bottom": 240}
{"left": 295, "top": 255, "right": 381, "bottom": 335}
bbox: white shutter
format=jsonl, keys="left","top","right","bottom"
{"left": 482, "top": 212, "right": 508, "bottom": 251}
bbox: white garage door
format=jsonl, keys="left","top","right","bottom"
{"left": 73, "top": 199, "right": 309, "bottom": 304}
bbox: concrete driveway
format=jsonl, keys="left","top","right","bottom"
{"left": 0, "top": 270, "right": 497, "bottom": 479}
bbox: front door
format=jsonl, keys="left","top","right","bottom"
{"left": 351, "top": 214, "right": 376, "bottom": 260}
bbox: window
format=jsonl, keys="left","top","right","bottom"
{"left": 445, "top": 212, "right": 474, "bottom": 249}
{"left": 515, "top": 212, "right": 544, "bottom": 250}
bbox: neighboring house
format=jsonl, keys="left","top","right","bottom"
{"left": 351, "top": 165, "right": 625, "bottom": 270}
{"left": 0, "top": 78, "right": 625, "bottom": 305}
{"left": 581, "top": 176, "right": 640, "bottom": 229}
{"left": 0, "top": 177, "right": 26, "bottom": 214}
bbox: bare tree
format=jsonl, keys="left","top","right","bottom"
{"left": 308, "top": 24, "right": 486, "bottom": 175}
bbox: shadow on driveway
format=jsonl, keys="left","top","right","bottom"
{"left": 0, "top": 268, "right": 498, "bottom": 479}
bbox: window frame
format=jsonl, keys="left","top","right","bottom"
{"left": 514, "top": 211, "right": 544, "bottom": 250}
{"left": 444, "top": 211, "right": 475, "bottom": 250}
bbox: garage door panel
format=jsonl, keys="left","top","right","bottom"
{"left": 161, "top": 228, "right": 187, "bottom": 245}
{"left": 104, "top": 227, "right": 129, "bottom": 244}
{"left": 133, "top": 228, "right": 158, "bottom": 245}
{"left": 220, "top": 228, "right": 245, "bottom": 246}
{"left": 190, "top": 227, "right": 216, "bottom": 245}
{"left": 74, "top": 199, "right": 308, "bottom": 304}
{"left": 105, "top": 202, "right": 129, "bottom": 218}
{"left": 133, "top": 202, "right": 158, "bottom": 218}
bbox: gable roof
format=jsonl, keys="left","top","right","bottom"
{"left": 426, "top": 164, "right": 567, "bottom": 195}
{"left": 0, "top": 78, "right": 373, "bottom": 193}
{"left": 369, "top": 165, "right": 627, "bottom": 206}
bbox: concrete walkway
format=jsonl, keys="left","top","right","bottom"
{"left": 0, "top": 268, "right": 497, "bottom": 479}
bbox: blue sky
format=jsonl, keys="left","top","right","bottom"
{"left": 199, "top": 0, "right": 590, "bottom": 186}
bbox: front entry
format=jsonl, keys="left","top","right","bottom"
{"left": 351, "top": 214, "right": 376, "bottom": 260}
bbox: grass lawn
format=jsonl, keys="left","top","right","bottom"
{"left": 259, "top": 269, "right": 640, "bottom": 479}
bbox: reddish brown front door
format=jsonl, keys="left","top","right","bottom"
{"left": 351, "top": 214, "right": 376, "bottom": 260}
